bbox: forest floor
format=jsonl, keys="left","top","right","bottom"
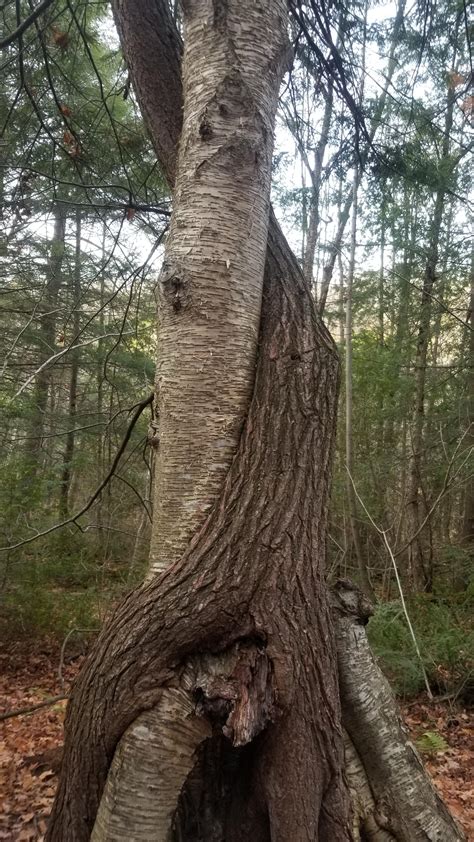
{"left": 1, "top": 641, "right": 473, "bottom": 841}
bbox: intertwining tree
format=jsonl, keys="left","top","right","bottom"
{"left": 13, "top": 0, "right": 463, "bottom": 839}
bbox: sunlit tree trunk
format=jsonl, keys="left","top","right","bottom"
{"left": 318, "top": 0, "right": 405, "bottom": 316}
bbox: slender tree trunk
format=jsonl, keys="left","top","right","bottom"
{"left": 379, "top": 196, "right": 386, "bottom": 346}
{"left": 301, "top": 154, "right": 308, "bottom": 262}
{"left": 383, "top": 188, "right": 417, "bottom": 568}
{"left": 59, "top": 210, "right": 81, "bottom": 519}
{"left": 318, "top": 0, "right": 405, "bottom": 316}
{"left": 459, "top": 259, "right": 474, "bottom": 550}
{"left": 24, "top": 202, "right": 66, "bottom": 477}
{"left": 343, "top": 0, "right": 374, "bottom": 600}
{"left": 345, "top": 166, "right": 375, "bottom": 600}
{"left": 96, "top": 223, "right": 107, "bottom": 553}
{"left": 405, "top": 21, "right": 463, "bottom": 591}
{"left": 405, "top": 136, "right": 457, "bottom": 590}
{"left": 405, "top": 192, "right": 445, "bottom": 591}
{"left": 302, "top": 82, "right": 334, "bottom": 287}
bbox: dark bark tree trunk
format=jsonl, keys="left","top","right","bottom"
{"left": 405, "top": 189, "right": 447, "bottom": 591}
{"left": 47, "top": 209, "right": 349, "bottom": 842}
{"left": 459, "top": 263, "right": 474, "bottom": 557}
{"left": 405, "top": 64, "right": 458, "bottom": 591}
{"left": 95, "top": 222, "right": 107, "bottom": 553}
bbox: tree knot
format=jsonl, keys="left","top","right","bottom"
{"left": 161, "top": 264, "right": 191, "bottom": 313}
{"left": 330, "top": 578, "right": 374, "bottom": 624}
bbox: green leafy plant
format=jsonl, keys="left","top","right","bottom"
{"left": 415, "top": 731, "right": 449, "bottom": 755}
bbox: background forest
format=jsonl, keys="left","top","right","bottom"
{"left": 0, "top": 0, "right": 472, "bottom": 713}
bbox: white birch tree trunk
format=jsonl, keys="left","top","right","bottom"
{"left": 91, "top": 1, "right": 288, "bottom": 837}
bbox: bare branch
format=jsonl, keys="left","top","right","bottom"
{"left": 0, "top": 393, "right": 154, "bottom": 554}
{"left": 13, "top": 331, "right": 136, "bottom": 399}
{"left": 0, "top": 694, "right": 68, "bottom": 722}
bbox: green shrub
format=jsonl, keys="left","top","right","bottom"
{"left": 0, "top": 529, "right": 146, "bottom": 641}
{"left": 367, "top": 597, "right": 474, "bottom": 698}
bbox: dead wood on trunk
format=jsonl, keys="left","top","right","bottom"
{"left": 91, "top": 642, "right": 275, "bottom": 842}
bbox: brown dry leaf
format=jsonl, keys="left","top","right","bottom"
{"left": 1, "top": 643, "right": 473, "bottom": 840}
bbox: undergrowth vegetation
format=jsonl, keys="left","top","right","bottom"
{"left": 368, "top": 589, "right": 474, "bottom": 699}
{"left": 0, "top": 533, "right": 147, "bottom": 641}
{"left": 3, "top": 541, "right": 473, "bottom": 706}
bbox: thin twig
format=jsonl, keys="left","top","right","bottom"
{"left": 1, "top": 392, "right": 154, "bottom": 553}
{"left": 0, "top": 695, "right": 68, "bottom": 722}
{"left": 57, "top": 627, "right": 95, "bottom": 690}
{"left": 346, "top": 466, "right": 433, "bottom": 700}
{"left": 13, "top": 331, "right": 136, "bottom": 399}
{"left": 0, "top": 0, "right": 55, "bottom": 50}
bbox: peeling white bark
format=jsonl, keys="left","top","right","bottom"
{"left": 91, "top": 4, "right": 288, "bottom": 837}
{"left": 149, "top": 0, "right": 288, "bottom": 577}
{"left": 91, "top": 689, "right": 210, "bottom": 842}
{"left": 344, "top": 731, "right": 395, "bottom": 842}
{"left": 333, "top": 581, "right": 466, "bottom": 842}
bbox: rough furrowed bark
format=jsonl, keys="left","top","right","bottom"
{"left": 83, "top": 4, "right": 294, "bottom": 832}
{"left": 331, "top": 580, "right": 466, "bottom": 842}
{"left": 48, "top": 2, "right": 465, "bottom": 840}
{"left": 112, "top": 0, "right": 182, "bottom": 188}
{"left": 46, "top": 3, "right": 349, "bottom": 840}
